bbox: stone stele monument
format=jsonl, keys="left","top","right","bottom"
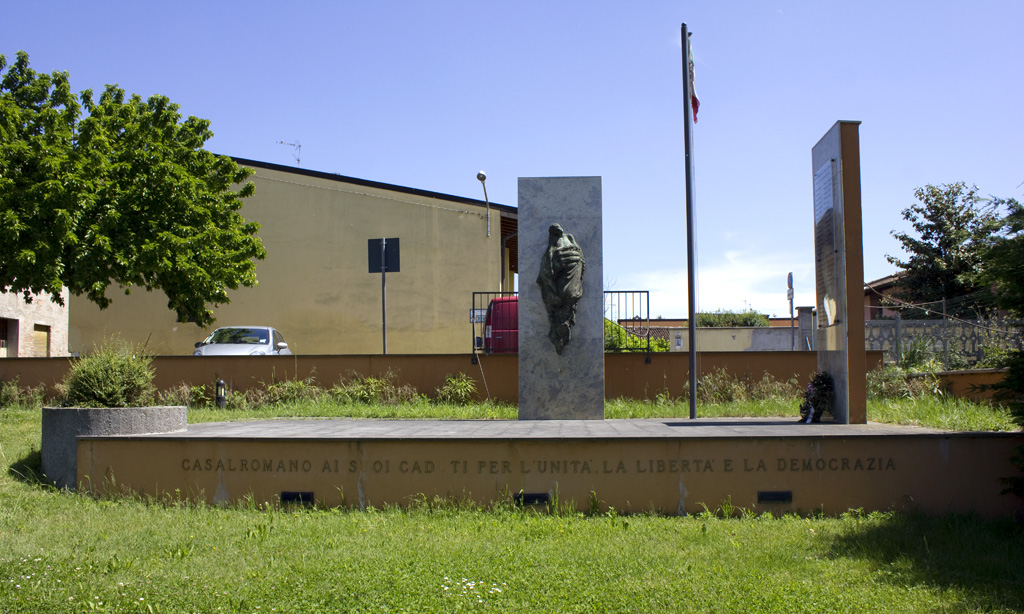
{"left": 518, "top": 177, "right": 604, "bottom": 420}
{"left": 810, "top": 120, "right": 866, "bottom": 424}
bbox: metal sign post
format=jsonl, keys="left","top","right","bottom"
{"left": 368, "top": 238, "right": 400, "bottom": 355}
{"left": 788, "top": 272, "right": 795, "bottom": 351}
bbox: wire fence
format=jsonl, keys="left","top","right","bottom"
{"left": 865, "top": 315, "right": 1024, "bottom": 367}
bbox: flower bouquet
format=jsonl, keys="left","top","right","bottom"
{"left": 798, "top": 371, "right": 835, "bottom": 423}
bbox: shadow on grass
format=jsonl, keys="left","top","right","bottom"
{"left": 829, "top": 513, "right": 1024, "bottom": 610}
{"left": 7, "top": 447, "right": 47, "bottom": 486}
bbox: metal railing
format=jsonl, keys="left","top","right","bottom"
{"left": 471, "top": 291, "right": 518, "bottom": 355}
{"left": 470, "top": 290, "right": 653, "bottom": 357}
{"left": 604, "top": 291, "right": 652, "bottom": 354}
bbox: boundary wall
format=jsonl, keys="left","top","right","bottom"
{"left": 78, "top": 420, "right": 1024, "bottom": 519}
{"left": 17, "top": 351, "right": 1011, "bottom": 406}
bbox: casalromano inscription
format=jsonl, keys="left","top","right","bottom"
{"left": 180, "top": 456, "right": 896, "bottom": 475}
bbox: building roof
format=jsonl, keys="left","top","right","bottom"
{"left": 864, "top": 273, "right": 902, "bottom": 291}
{"left": 231, "top": 157, "right": 518, "bottom": 216}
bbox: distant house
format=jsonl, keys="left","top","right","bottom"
{"left": 69, "top": 158, "right": 518, "bottom": 356}
{"left": 0, "top": 289, "right": 70, "bottom": 357}
{"left": 864, "top": 274, "right": 902, "bottom": 321}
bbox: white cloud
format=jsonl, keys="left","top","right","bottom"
{"left": 621, "top": 249, "right": 816, "bottom": 319}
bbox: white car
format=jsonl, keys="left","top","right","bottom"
{"left": 193, "top": 326, "right": 292, "bottom": 356}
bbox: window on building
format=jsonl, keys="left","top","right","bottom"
{"left": 32, "top": 324, "right": 50, "bottom": 358}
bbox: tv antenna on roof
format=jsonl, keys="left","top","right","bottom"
{"left": 277, "top": 140, "right": 301, "bottom": 166}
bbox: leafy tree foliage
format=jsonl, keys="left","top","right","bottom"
{"left": 0, "top": 51, "right": 265, "bottom": 326}
{"left": 985, "top": 197, "right": 1024, "bottom": 431}
{"left": 985, "top": 197, "right": 1024, "bottom": 317}
{"left": 695, "top": 309, "right": 769, "bottom": 327}
{"left": 603, "top": 319, "right": 670, "bottom": 352}
{"left": 885, "top": 183, "right": 999, "bottom": 318}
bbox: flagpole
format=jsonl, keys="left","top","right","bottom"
{"left": 681, "top": 23, "right": 698, "bottom": 419}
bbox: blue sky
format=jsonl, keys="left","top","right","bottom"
{"left": 7, "top": 1, "right": 1023, "bottom": 318}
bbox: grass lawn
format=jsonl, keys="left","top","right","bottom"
{"left": 2, "top": 397, "right": 1022, "bottom": 612}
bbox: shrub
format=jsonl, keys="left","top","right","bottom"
{"left": 331, "top": 371, "right": 420, "bottom": 405}
{"left": 435, "top": 373, "right": 477, "bottom": 405}
{"left": 945, "top": 346, "right": 970, "bottom": 370}
{"left": 991, "top": 352, "right": 1024, "bottom": 516}
{"left": 992, "top": 350, "right": 1024, "bottom": 426}
{"left": 61, "top": 339, "right": 155, "bottom": 407}
{"left": 978, "top": 341, "right": 1016, "bottom": 369}
{"left": 898, "top": 336, "right": 943, "bottom": 372}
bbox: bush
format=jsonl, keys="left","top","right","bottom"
{"left": 331, "top": 371, "right": 420, "bottom": 405}
{"left": 61, "top": 339, "right": 155, "bottom": 407}
{"left": 898, "top": 336, "right": 944, "bottom": 372}
{"left": 992, "top": 350, "right": 1024, "bottom": 427}
{"left": 435, "top": 373, "right": 477, "bottom": 405}
{"left": 991, "top": 351, "right": 1024, "bottom": 511}
{"left": 978, "top": 341, "right": 1016, "bottom": 369}
{"left": 945, "top": 347, "right": 970, "bottom": 370}
{"left": 897, "top": 335, "right": 971, "bottom": 371}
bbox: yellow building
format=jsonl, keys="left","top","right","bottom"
{"left": 69, "top": 158, "right": 518, "bottom": 355}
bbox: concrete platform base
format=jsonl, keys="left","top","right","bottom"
{"left": 76, "top": 418, "right": 1024, "bottom": 518}
{"left": 43, "top": 406, "right": 186, "bottom": 490}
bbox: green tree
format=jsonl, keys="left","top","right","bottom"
{"left": 985, "top": 197, "right": 1024, "bottom": 457}
{"left": 695, "top": 309, "right": 769, "bottom": 327}
{"left": 0, "top": 51, "right": 265, "bottom": 326}
{"left": 985, "top": 197, "right": 1024, "bottom": 317}
{"left": 885, "top": 182, "right": 1000, "bottom": 318}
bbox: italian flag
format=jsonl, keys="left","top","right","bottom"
{"left": 688, "top": 35, "right": 700, "bottom": 123}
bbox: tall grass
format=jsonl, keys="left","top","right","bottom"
{"left": 178, "top": 396, "right": 1020, "bottom": 432}
{"left": 6, "top": 363, "right": 1017, "bottom": 430}
{"left": 179, "top": 396, "right": 1019, "bottom": 431}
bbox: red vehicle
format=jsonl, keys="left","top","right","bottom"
{"left": 483, "top": 296, "right": 518, "bottom": 353}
